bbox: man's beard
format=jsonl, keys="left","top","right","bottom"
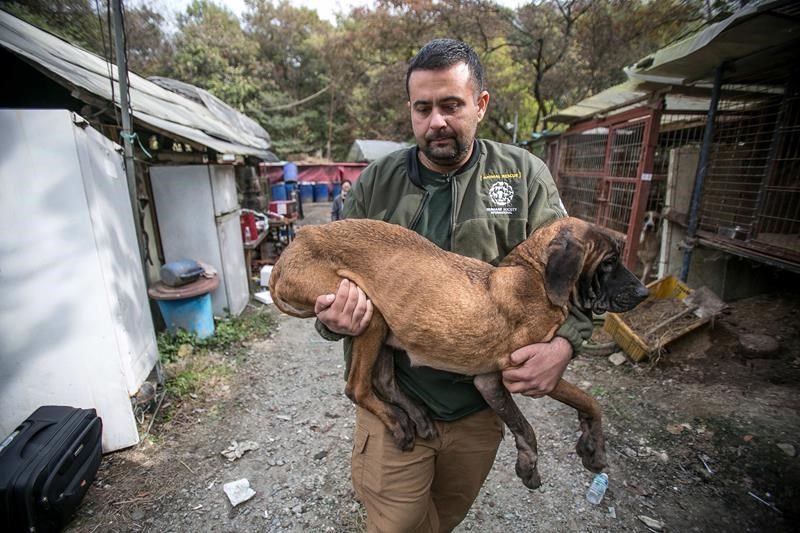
{"left": 422, "top": 131, "right": 472, "bottom": 166}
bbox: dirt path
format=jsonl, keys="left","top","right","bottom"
{"left": 68, "top": 204, "right": 800, "bottom": 532}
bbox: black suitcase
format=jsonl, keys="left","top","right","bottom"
{"left": 0, "top": 406, "right": 103, "bottom": 532}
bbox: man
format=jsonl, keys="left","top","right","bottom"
{"left": 314, "top": 39, "right": 592, "bottom": 532}
{"left": 330, "top": 179, "right": 352, "bottom": 221}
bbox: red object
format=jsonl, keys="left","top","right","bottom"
{"left": 240, "top": 212, "right": 258, "bottom": 242}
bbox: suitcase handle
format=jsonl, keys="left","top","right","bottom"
{"left": 41, "top": 418, "right": 102, "bottom": 508}
{"left": 6, "top": 419, "right": 57, "bottom": 459}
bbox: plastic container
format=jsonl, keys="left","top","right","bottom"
{"left": 159, "top": 259, "right": 204, "bottom": 288}
{"left": 299, "top": 182, "right": 314, "bottom": 203}
{"left": 148, "top": 275, "right": 220, "bottom": 339}
{"left": 332, "top": 182, "right": 342, "bottom": 198}
{"left": 240, "top": 212, "right": 258, "bottom": 242}
{"left": 586, "top": 473, "right": 608, "bottom": 505}
{"left": 270, "top": 183, "right": 287, "bottom": 201}
{"left": 283, "top": 161, "right": 298, "bottom": 182}
{"left": 313, "top": 182, "right": 329, "bottom": 202}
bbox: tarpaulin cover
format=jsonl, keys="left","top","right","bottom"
{"left": 263, "top": 163, "right": 368, "bottom": 185}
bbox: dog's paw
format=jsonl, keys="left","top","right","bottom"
{"left": 411, "top": 411, "right": 437, "bottom": 441}
{"left": 515, "top": 453, "right": 542, "bottom": 490}
{"left": 575, "top": 424, "right": 607, "bottom": 472}
{"left": 387, "top": 407, "right": 416, "bottom": 451}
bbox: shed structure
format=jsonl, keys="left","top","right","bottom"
{"left": 545, "top": 0, "right": 800, "bottom": 291}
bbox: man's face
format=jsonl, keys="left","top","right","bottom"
{"left": 341, "top": 181, "right": 351, "bottom": 198}
{"left": 407, "top": 63, "right": 489, "bottom": 173}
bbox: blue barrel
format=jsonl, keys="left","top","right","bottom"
{"left": 332, "top": 182, "right": 342, "bottom": 198}
{"left": 285, "top": 181, "right": 298, "bottom": 196}
{"left": 270, "top": 183, "right": 287, "bottom": 201}
{"left": 283, "top": 161, "right": 298, "bottom": 182}
{"left": 299, "top": 182, "right": 314, "bottom": 203}
{"left": 314, "top": 182, "right": 329, "bottom": 202}
{"left": 156, "top": 293, "right": 215, "bottom": 339}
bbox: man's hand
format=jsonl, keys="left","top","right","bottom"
{"left": 502, "top": 337, "right": 573, "bottom": 398}
{"left": 315, "top": 279, "right": 373, "bottom": 336}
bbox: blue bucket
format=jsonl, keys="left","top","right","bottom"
{"left": 156, "top": 292, "right": 215, "bottom": 339}
{"left": 299, "top": 182, "right": 314, "bottom": 203}
{"left": 270, "top": 183, "right": 287, "bottom": 201}
{"left": 314, "top": 182, "right": 329, "bottom": 202}
{"left": 332, "top": 182, "right": 342, "bottom": 198}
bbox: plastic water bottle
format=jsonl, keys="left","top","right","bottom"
{"left": 586, "top": 473, "right": 608, "bottom": 505}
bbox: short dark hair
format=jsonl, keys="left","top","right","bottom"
{"left": 405, "top": 38, "right": 484, "bottom": 98}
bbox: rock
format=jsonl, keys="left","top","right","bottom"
{"left": 666, "top": 423, "right": 685, "bottom": 435}
{"left": 313, "top": 450, "right": 328, "bottom": 460}
{"left": 223, "top": 479, "right": 256, "bottom": 507}
{"left": 131, "top": 510, "right": 145, "bottom": 521}
{"left": 609, "top": 352, "right": 627, "bottom": 366}
{"left": 777, "top": 443, "right": 796, "bottom": 457}
{"left": 738, "top": 333, "right": 780, "bottom": 358}
{"left": 638, "top": 515, "right": 665, "bottom": 531}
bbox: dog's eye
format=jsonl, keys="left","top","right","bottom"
{"left": 602, "top": 256, "right": 617, "bottom": 268}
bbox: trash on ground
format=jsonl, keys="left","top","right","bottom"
{"left": 223, "top": 478, "right": 256, "bottom": 507}
{"left": 221, "top": 440, "right": 260, "bottom": 461}
{"left": 638, "top": 515, "right": 665, "bottom": 531}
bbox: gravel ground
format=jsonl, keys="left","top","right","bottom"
{"left": 67, "top": 203, "right": 800, "bottom": 532}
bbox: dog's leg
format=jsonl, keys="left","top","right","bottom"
{"left": 474, "top": 372, "right": 542, "bottom": 489}
{"left": 640, "top": 262, "right": 651, "bottom": 284}
{"left": 345, "top": 311, "right": 417, "bottom": 451}
{"left": 548, "top": 379, "right": 606, "bottom": 472}
{"left": 372, "top": 346, "right": 437, "bottom": 441}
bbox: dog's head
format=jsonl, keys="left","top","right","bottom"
{"left": 641, "top": 210, "right": 661, "bottom": 234}
{"left": 544, "top": 218, "right": 649, "bottom": 315}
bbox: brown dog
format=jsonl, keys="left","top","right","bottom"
{"left": 269, "top": 216, "right": 648, "bottom": 489}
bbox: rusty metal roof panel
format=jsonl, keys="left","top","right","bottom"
{"left": 0, "top": 10, "right": 274, "bottom": 160}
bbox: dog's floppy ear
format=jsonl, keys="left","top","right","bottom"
{"left": 545, "top": 228, "right": 586, "bottom": 308}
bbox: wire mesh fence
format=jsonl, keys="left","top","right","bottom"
{"left": 698, "top": 65, "right": 800, "bottom": 261}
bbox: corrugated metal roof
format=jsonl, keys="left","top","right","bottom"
{"left": 546, "top": 80, "right": 651, "bottom": 124}
{"left": 0, "top": 10, "right": 276, "bottom": 160}
{"left": 547, "top": 0, "right": 799, "bottom": 125}
{"left": 347, "top": 139, "right": 410, "bottom": 162}
{"left": 625, "top": 0, "right": 799, "bottom": 85}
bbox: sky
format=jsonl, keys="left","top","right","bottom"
{"left": 145, "top": 0, "right": 530, "bottom": 25}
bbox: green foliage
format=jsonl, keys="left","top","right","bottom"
{"left": 157, "top": 307, "right": 277, "bottom": 364}
{"left": 10, "top": 0, "right": 719, "bottom": 155}
{"left": 167, "top": 364, "right": 231, "bottom": 396}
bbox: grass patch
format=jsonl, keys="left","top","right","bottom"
{"left": 157, "top": 306, "right": 277, "bottom": 364}
{"left": 156, "top": 306, "right": 277, "bottom": 401}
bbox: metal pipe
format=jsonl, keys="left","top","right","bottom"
{"left": 680, "top": 63, "right": 725, "bottom": 282}
{"left": 111, "top": 0, "right": 148, "bottom": 272}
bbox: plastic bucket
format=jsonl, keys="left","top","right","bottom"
{"left": 332, "top": 182, "right": 342, "bottom": 198}
{"left": 313, "top": 182, "right": 329, "bottom": 202}
{"left": 299, "top": 182, "right": 314, "bottom": 203}
{"left": 156, "top": 293, "right": 215, "bottom": 339}
{"left": 270, "top": 183, "right": 287, "bottom": 201}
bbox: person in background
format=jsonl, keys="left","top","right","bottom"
{"left": 313, "top": 38, "right": 592, "bottom": 532}
{"left": 330, "top": 179, "right": 352, "bottom": 221}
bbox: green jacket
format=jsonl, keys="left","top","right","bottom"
{"left": 316, "top": 139, "right": 593, "bottom": 419}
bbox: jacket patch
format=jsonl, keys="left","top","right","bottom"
{"left": 483, "top": 174, "right": 521, "bottom": 216}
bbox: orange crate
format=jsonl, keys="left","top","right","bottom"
{"left": 603, "top": 276, "right": 696, "bottom": 362}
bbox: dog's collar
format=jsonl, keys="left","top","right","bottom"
{"left": 406, "top": 140, "right": 481, "bottom": 188}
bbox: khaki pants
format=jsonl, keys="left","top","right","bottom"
{"left": 351, "top": 406, "right": 504, "bottom": 533}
